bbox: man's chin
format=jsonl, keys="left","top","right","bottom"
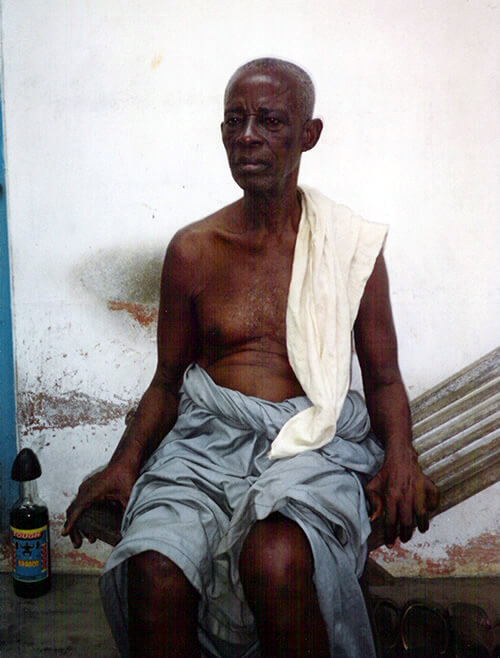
{"left": 231, "top": 171, "right": 275, "bottom": 193}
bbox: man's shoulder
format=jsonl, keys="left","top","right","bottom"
{"left": 173, "top": 201, "right": 237, "bottom": 244}
{"left": 165, "top": 201, "right": 239, "bottom": 270}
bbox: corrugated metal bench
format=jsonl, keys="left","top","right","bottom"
{"left": 75, "top": 347, "right": 500, "bottom": 557}
{"left": 368, "top": 346, "right": 499, "bottom": 551}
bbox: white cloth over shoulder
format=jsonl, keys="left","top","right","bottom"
{"left": 268, "top": 185, "right": 388, "bottom": 459}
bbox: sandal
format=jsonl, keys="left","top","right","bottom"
{"left": 372, "top": 598, "right": 401, "bottom": 656}
{"left": 448, "top": 602, "right": 492, "bottom": 657}
{"left": 400, "top": 600, "right": 450, "bottom": 657}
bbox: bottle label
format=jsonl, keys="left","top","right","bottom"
{"left": 11, "top": 525, "right": 49, "bottom": 582}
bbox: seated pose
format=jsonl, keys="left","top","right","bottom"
{"left": 64, "top": 58, "right": 439, "bottom": 658}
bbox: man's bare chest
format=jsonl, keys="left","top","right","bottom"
{"left": 196, "top": 247, "right": 294, "bottom": 349}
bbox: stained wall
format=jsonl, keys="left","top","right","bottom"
{"left": 1, "top": 0, "right": 498, "bottom": 575}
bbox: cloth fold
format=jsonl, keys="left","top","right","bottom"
{"left": 269, "top": 185, "right": 388, "bottom": 458}
{"left": 100, "top": 364, "right": 384, "bottom": 658}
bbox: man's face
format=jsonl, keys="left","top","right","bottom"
{"left": 221, "top": 69, "right": 306, "bottom": 193}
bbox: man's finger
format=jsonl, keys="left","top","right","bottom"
{"left": 63, "top": 499, "right": 86, "bottom": 538}
{"left": 398, "top": 501, "right": 414, "bottom": 544}
{"left": 384, "top": 499, "right": 398, "bottom": 546}
{"left": 63, "top": 507, "right": 78, "bottom": 536}
{"left": 62, "top": 505, "right": 75, "bottom": 536}
{"left": 69, "top": 525, "right": 83, "bottom": 549}
{"left": 416, "top": 514, "right": 429, "bottom": 533}
{"left": 399, "top": 525, "right": 414, "bottom": 543}
{"left": 414, "top": 486, "right": 430, "bottom": 533}
{"left": 366, "top": 489, "right": 384, "bottom": 522}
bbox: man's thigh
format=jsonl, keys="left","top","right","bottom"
{"left": 121, "top": 480, "right": 231, "bottom": 595}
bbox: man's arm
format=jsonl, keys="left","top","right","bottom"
{"left": 109, "top": 231, "right": 200, "bottom": 468}
{"left": 354, "top": 253, "right": 439, "bottom": 546}
{"left": 63, "top": 231, "right": 200, "bottom": 547}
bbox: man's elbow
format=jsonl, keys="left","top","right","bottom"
{"left": 150, "top": 364, "right": 184, "bottom": 397}
{"left": 361, "top": 363, "right": 404, "bottom": 395}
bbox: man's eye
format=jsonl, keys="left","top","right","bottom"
{"left": 263, "top": 117, "right": 282, "bottom": 128}
{"left": 225, "top": 117, "right": 241, "bottom": 127}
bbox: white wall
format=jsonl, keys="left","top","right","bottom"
{"left": 1, "top": 0, "right": 498, "bottom": 574}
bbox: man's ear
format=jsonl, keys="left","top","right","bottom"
{"left": 301, "top": 118, "right": 323, "bottom": 152}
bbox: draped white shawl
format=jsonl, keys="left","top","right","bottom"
{"left": 268, "top": 185, "right": 388, "bottom": 459}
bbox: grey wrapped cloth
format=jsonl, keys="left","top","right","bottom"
{"left": 100, "top": 363, "right": 384, "bottom": 657}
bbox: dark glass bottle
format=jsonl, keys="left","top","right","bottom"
{"left": 10, "top": 448, "right": 51, "bottom": 597}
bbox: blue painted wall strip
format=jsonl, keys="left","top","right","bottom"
{"left": 0, "top": 87, "right": 17, "bottom": 531}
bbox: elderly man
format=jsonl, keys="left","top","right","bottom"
{"left": 64, "top": 58, "right": 439, "bottom": 657}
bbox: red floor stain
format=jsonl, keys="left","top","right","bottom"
{"left": 445, "top": 532, "right": 499, "bottom": 568}
{"left": 107, "top": 300, "right": 158, "bottom": 327}
{"left": 420, "top": 557, "right": 454, "bottom": 576}
{"left": 373, "top": 532, "right": 500, "bottom": 576}
{"left": 50, "top": 518, "right": 65, "bottom": 536}
{"left": 65, "top": 550, "right": 105, "bottom": 569}
{"left": 372, "top": 540, "right": 423, "bottom": 564}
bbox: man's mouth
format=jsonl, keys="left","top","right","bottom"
{"left": 235, "top": 158, "right": 268, "bottom": 172}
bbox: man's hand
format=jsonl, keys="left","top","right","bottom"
{"left": 62, "top": 460, "right": 138, "bottom": 548}
{"left": 365, "top": 444, "right": 440, "bottom": 545}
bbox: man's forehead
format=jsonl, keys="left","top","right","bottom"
{"left": 224, "top": 69, "right": 300, "bottom": 109}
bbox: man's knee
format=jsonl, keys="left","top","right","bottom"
{"left": 239, "top": 514, "right": 314, "bottom": 597}
{"left": 128, "top": 550, "right": 197, "bottom": 609}
{"left": 127, "top": 551, "right": 200, "bottom": 655}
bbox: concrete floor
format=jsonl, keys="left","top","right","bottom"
{"left": 1, "top": 573, "right": 498, "bottom": 657}
{"left": 0, "top": 574, "right": 118, "bottom": 657}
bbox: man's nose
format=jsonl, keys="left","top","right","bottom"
{"left": 237, "top": 115, "right": 262, "bottom": 144}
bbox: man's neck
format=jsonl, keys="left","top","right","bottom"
{"left": 240, "top": 177, "right": 302, "bottom": 235}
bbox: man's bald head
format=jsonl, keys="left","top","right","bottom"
{"left": 225, "top": 58, "right": 316, "bottom": 122}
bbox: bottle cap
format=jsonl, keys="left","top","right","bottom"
{"left": 11, "top": 448, "right": 42, "bottom": 481}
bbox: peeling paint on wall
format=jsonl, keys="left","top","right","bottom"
{"left": 107, "top": 300, "right": 158, "bottom": 327}
{"left": 18, "top": 391, "right": 130, "bottom": 433}
{"left": 373, "top": 531, "right": 500, "bottom": 577}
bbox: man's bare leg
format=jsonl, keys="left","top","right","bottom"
{"left": 239, "top": 514, "right": 329, "bottom": 657}
{"left": 128, "top": 550, "right": 200, "bottom": 657}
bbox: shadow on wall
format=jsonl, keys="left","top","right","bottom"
{"left": 18, "top": 247, "right": 165, "bottom": 438}
{"left": 74, "top": 245, "right": 165, "bottom": 328}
